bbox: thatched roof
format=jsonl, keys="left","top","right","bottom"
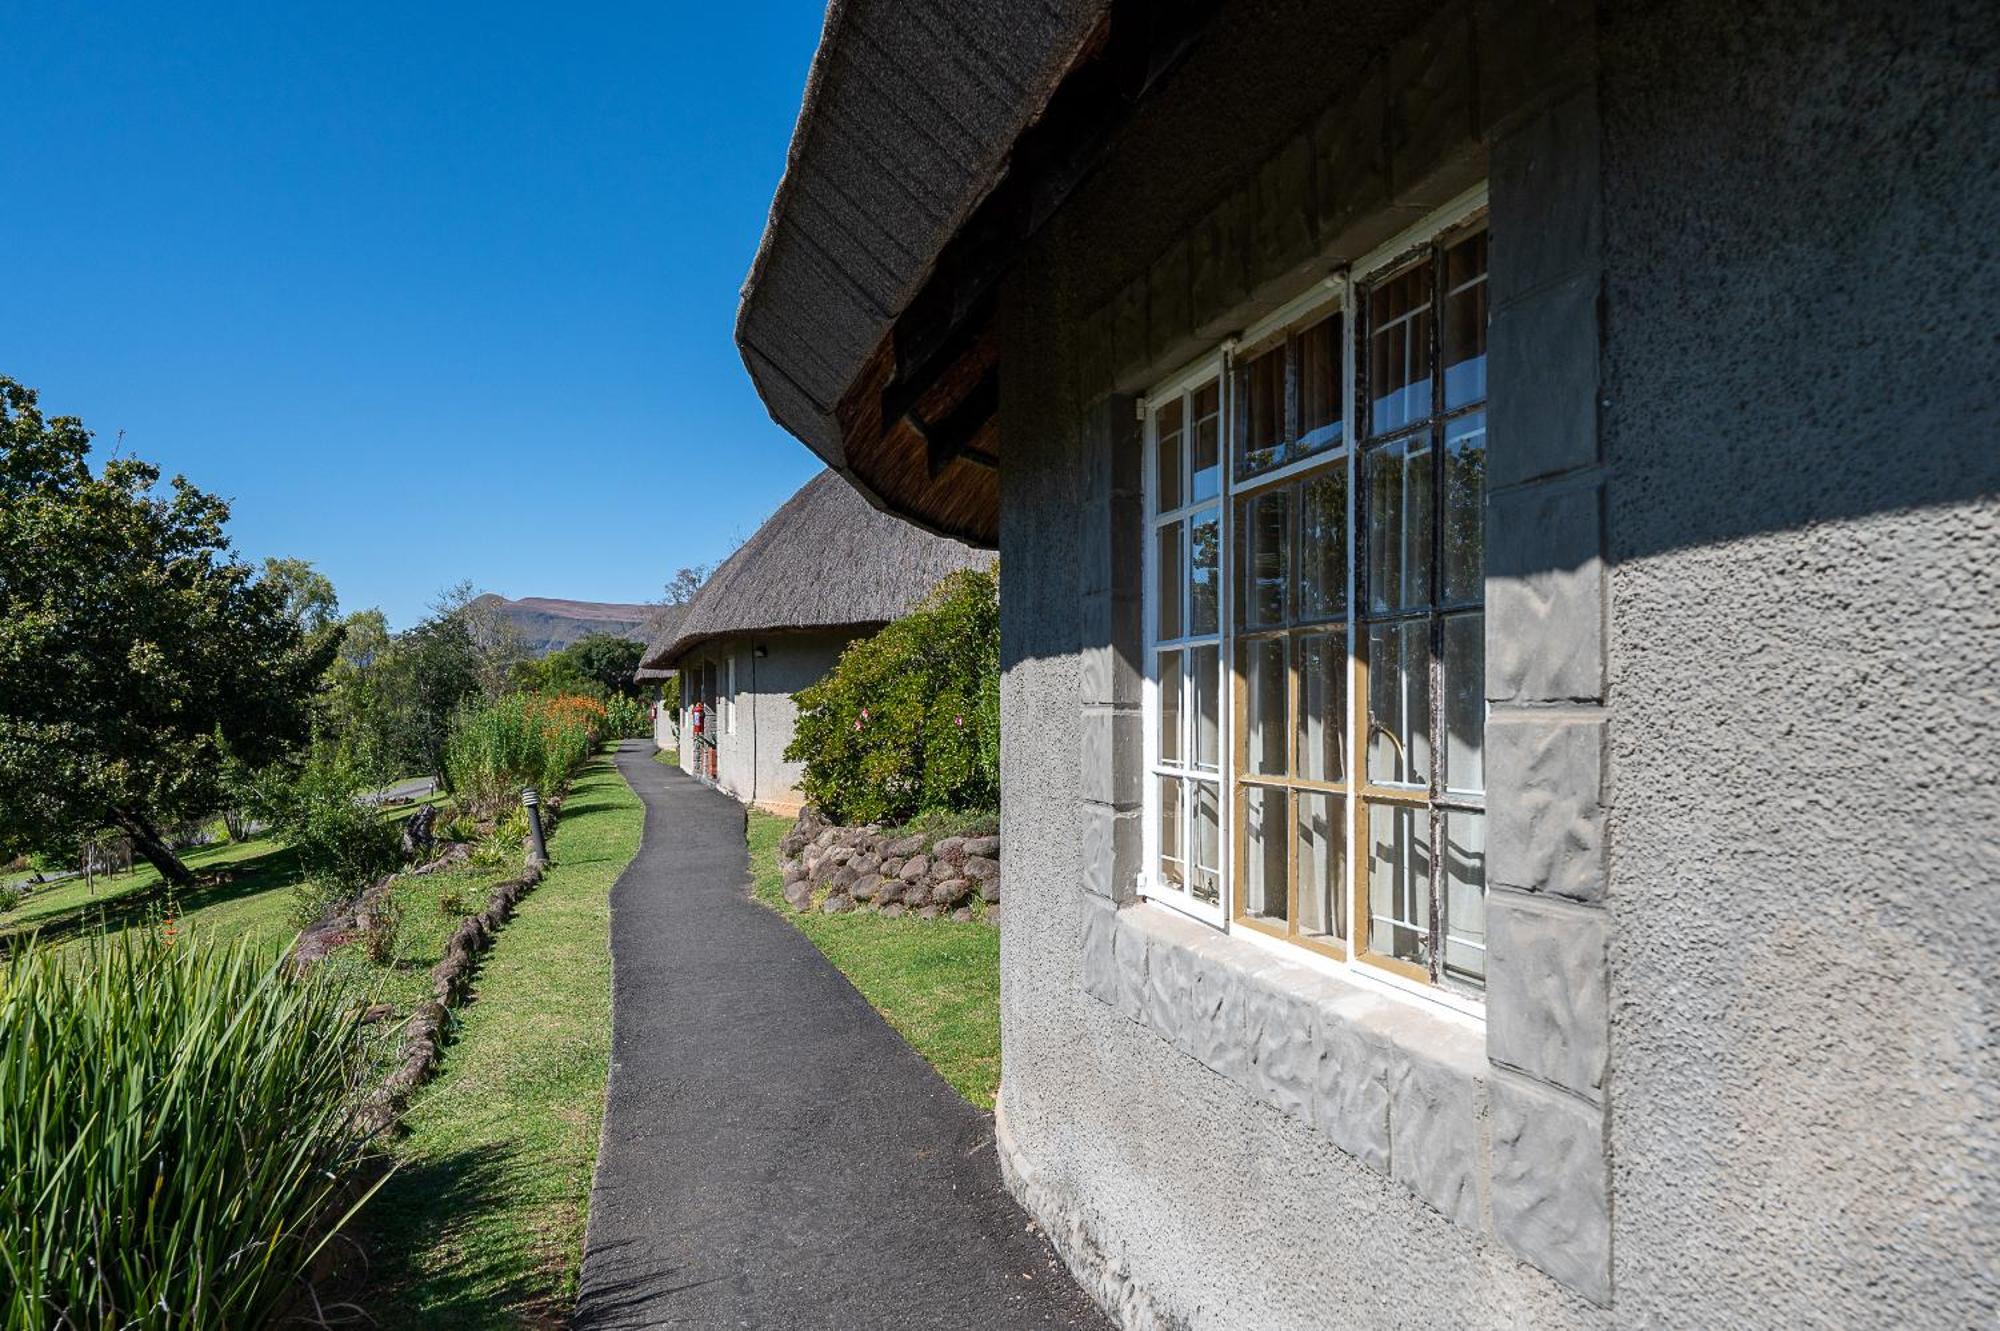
{"left": 640, "top": 470, "right": 989, "bottom": 669}
{"left": 631, "top": 605, "right": 689, "bottom": 681}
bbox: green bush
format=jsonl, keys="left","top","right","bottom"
{"left": 604, "top": 692, "right": 650, "bottom": 739}
{"left": 787, "top": 567, "right": 1000, "bottom": 825}
{"left": 253, "top": 761, "right": 404, "bottom": 928}
{"left": 0, "top": 929, "right": 377, "bottom": 1327}
{"left": 443, "top": 693, "right": 604, "bottom": 819}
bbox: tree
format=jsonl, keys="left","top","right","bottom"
{"left": 661, "top": 564, "right": 709, "bottom": 607}
{"left": 389, "top": 613, "right": 482, "bottom": 786}
{"left": 261, "top": 557, "right": 339, "bottom": 635}
{"left": 570, "top": 634, "right": 646, "bottom": 696}
{"left": 432, "top": 579, "right": 523, "bottom": 697}
{"left": 0, "top": 378, "right": 337, "bottom": 888}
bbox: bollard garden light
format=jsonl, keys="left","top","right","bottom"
{"left": 521, "top": 788, "right": 549, "bottom": 865}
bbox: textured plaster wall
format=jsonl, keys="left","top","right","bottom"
{"left": 998, "top": 2, "right": 1608, "bottom": 1323}
{"left": 996, "top": 0, "right": 1998, "bottom": 1326}
{"left": 687, "top": 631, "right": 858, "bottom": 813}
{"left": 1596, "top": 1, "right": 1999, "bottom": 1322}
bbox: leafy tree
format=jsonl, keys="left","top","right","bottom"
{"left": 0, "top": 378, "right": 336, "bottom": 888}
{"left": 661, "top": 564, "right": 709, "bottom": 607}
{"left": 260, "top": 557, "right": 339, "bottom": 635}
{"left": 388, "top": 612, "right": 483, "bottom": 787}
{"left": 431, "top": 579, "right": 523, "bottom": 697}
{"left": 786, "top": 567, "right": 999, "bottom": 825}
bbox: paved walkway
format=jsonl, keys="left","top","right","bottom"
{"left": 576, "top": 742, "right": 1107, "bottom": 1330}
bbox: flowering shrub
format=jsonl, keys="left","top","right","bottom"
{"left": 787, "top": 567, "right": 999, "bottom": 825}
{"left": 444, "top": 692, "right": 607, "bottom": 817}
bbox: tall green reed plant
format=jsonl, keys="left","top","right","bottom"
{"left": 0, "top": 928, "right": 379, "bottom": 1328}
{"left": 442, "top": 693, "right": 603, "bottom": 818}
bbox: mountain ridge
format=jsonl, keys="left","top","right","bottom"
{"left": 471, "top": 593, "right": 658, "bottom": 657}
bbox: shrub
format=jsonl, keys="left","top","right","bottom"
{"left": 0, "top": 928, "right": 377, "bottom": 1327}
{"left": 787, "top": 567, "right": 1000, "bottom": 825}
{"left": 437, "top": 888, "right": 470, "bottom": 918}
{"left": 251, "top": 760, "right": 405, "bottom": 928}
{"left": 604, "top": 692, "right": 649, "bottom": 739}
{"left": 443, "top": 692, "right": 606, "bottom": 818}
{"left": 361, "top": 892, "right": 404, "bottom": 965}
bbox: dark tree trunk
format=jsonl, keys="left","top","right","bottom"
{"left": 109, "top": 808, "right": 197, "bottom": 891}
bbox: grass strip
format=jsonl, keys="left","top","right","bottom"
{"left": 746, "top": 809, "right": 1001, "bottom": 1109}
{"left": 358, "top": 754, "right": 644, "bottom": 1328}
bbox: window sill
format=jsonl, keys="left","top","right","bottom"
{"left": 1081, "top": 897, "right": 1490, "bottom": 1229}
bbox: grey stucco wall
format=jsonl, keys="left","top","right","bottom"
{"left": 684, "top": 630, "right": 860, "bottom": 813}
{"left": 994, "top": 0, "right": 1998, "bottom": 1326}
{"left": 1595, "top": 1, "right": 1999, "bottom": 1321}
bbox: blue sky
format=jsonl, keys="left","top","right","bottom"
{"left": 3, "top": 1, "right": 828, "bottom": 628}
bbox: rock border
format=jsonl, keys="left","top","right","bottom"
{"left": 777, "top": 807, "right": 1001, "bottom": 925}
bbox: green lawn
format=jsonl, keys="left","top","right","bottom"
{"left": 746, "top": 809, "right": 1002, "bottom": 1108}
{"left": 357, "top": 754, "right": 644, "bottom": 1328}
{"left": 0, "top": 798, "right": 439, "bottom": 959}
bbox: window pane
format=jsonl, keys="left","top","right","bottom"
{"left": 1299, "top": 469, "right": 1347, "bottom": 622}
{"left": 1443, "top": 612, "right": 1484, "bottom": 796}
{"left": 1242, "top": 785, "right": 1288, "bottom": 926}
{"left": 1442, "top": 810, "right": 1485, "bottom": 989}
{"left": 1159, "top": 776, "right": 1184, "bottom": 890}
{"left": 1191, "top": 780, "right": 1221, "bottom": 905}
{"left": 1191, "top": 380, "right": 1221, "bottom": 502}
{"left": 1296, "top": 632, "right": 1345, "bottom": 784}
{"left": 1367, "top": 802, "right": 1431, "bottom": 971}
{"left": 1159, "top": 648, "right": 1183, "bottom": 767}
{"left": 1297, "top": 313, "right": 1343, "bottom": 456}
{"left": 1442, "top": 411, "right": 1485, "bottom": 605}
{"left": 1192, "top": 644, "right": 1221, "bottom": 772}
{"left": 1296, "top": 790, "right": 1344, "bottom": 942}
{"left": 1239, "top": 489, "right": 1289, "bottom": 629}
{"left": 1367, "top": 620, "right": 1431, "bottom": 787}
{"left": 1368, "top": 260, "right": 1433, "bottom": 435}
{"left": 1442, "top": 230, "right": 1488, "bottom": 411}
{"left": 1189, "top": 507, "right": 1221, "bottom": 635}
{"left": 1242, "top": 636, "right": 1287, "bottom": 776}
{"left": 1365, "top": 436, "right": 1434, "bottom": 613}
{"left": 1157, "top": 523, "right": 1184, "bottom": 640}
{"left": 1156, "top": 397, "right": 1185, "bottom": 512}
{"left": 1239, "top": 346, "right": 1285, "bottom": 478}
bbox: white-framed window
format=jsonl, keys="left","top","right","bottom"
{"left": 1139, "top": 191, "right": 1490, "bottom": 1000}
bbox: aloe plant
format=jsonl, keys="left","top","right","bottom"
{"left": 0, "top": 928, "right": 379, "bottom": 1327}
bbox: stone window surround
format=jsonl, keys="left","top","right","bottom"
{"left": 1070, "top": 75, "right": 1614, "bottom": 1304}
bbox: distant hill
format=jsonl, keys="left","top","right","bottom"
{"left": 472, "top": 595, "right": 659, "bottom": 657}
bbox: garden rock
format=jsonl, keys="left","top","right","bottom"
{"left": 980, "top": 878, "right": 1001, "bottom": 904}
{"left": 963, "top": 835, "right": 1000, "bottom": 858}
{"left": 886, "top": 834, "right": 926, "bottom": 857}
{"left": 784, "top": 881, "right": 813, "bottom": 911}
{"left": 821, "top": 893, "right": 854, "bottom": 914}
{"left": 400, "top": 805, "right": 438, "bottom": 859}
{"left": 820, "top": 864, "right": 857, "bottom": 893}
{"left": 915, "top": 905, "right": 941, "bottom": 920}
{"left": 852, "top": 877, "right": 878, "bottom": 902}
{"left": 849, "top": 853, "right": 882, "bottom": 878}
{"left": 933, "top": 836, "right": 966, "bottom": 866}
{"left": 880, "top": 902, "right": 906, "bottom": 918}
{"left": 900, "top": 855, "right": 930, "bottom": 883}
{"left": 931, "top": 879, "right": 970, "bottom": 907}
{"left": 879, "top": 857, "right": 905, "bottom": 879}
{"left": 951, "top": 907, "right": 974, "bottom": 923}
{"left": 963, "top": 856, "right": 1000, "bottom": 885}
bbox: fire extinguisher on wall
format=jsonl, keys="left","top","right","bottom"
{"left": 691, "top": 701, "right": 705, "bottom": 736}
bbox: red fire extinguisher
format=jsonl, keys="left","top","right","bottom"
{"left": 691, "top": 701, "right": 706, "bottom": 736}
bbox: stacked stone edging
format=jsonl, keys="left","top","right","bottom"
{"left": 777, "top": 807, "right": 1001, "bottom": 924}
{"left": 310, "top": 794, "right": 567, "bottom": 1139}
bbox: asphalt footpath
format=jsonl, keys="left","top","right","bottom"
{"left": 575, "top": 740, "right": 1108, "bottom": 1330}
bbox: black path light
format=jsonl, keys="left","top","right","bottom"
{"left": 521, "top": 788, "right": 550, "bottom": 866}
